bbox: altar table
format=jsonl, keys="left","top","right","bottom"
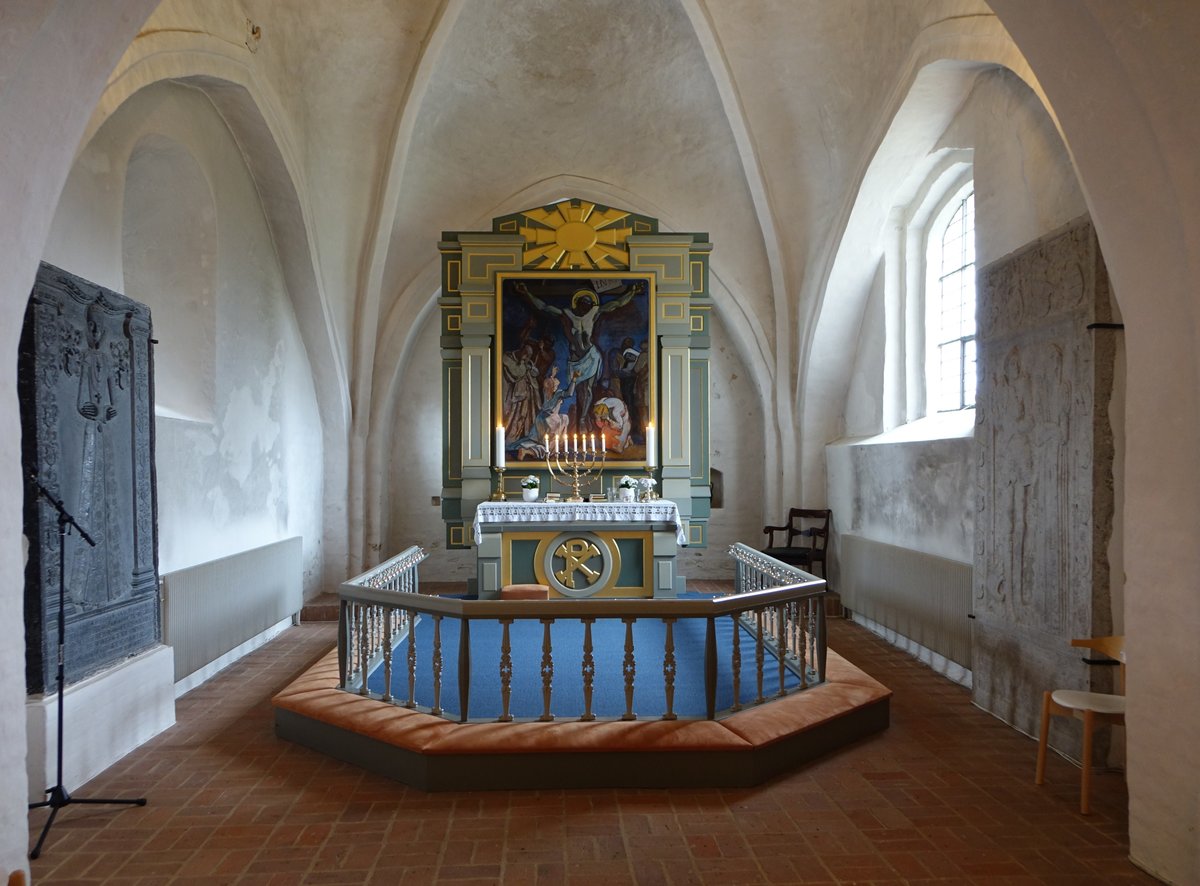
{"left": 472, "top": 500, "right": 688, "bottom": 599}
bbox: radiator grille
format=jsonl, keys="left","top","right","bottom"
{"left": 839, "top": 534, "right": 972, "bottom": 668}
{"left": 162, "top": 537, "right": 303, "bottom": 682}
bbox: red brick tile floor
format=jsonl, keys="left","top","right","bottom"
{"left": 28, "top": 585, "right": 1159, "bottom": 885}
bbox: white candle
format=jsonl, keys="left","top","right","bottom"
{"left": 544, "top": 434, "right": 549, "bottom": 455}
{"left": 646, "top": 423, "right": 656, "bottom": 469}
{"left": 573, "top": 433, "right": 578, "bottom": 455}
{"left": 495, "top": 424, "right": 506, "bottom": 469}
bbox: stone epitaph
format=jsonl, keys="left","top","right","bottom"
{"left": 973, "top": 217, "right": 1117, "bottom": 756}
{"left": 20, "top": 262, "right": 159, "bottom": 695}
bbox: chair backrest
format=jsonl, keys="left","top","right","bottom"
{"left": 1070, "top": 635, "right": 1126, "bottom": 694}
{"left": 786, "top": 508, "right": 830, "bottom": 551}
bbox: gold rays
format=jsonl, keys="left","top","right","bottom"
{"left": 518, "top": 200, "right": 633, "bottom": 270}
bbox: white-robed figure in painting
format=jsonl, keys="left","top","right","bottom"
{"left": 515, "top": 280, "right": 641, "bottom": 432}
{"left": 70, "top": 302, "right": 123, "bottom": 608}
{"left": 592, "top": 396, "right": 632, "bottom": 453}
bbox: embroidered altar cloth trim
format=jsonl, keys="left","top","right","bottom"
{"left": 473, "top": 501, "right": 687, "bottom": 546}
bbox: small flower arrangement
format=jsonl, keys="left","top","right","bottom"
{"left": 618, "top": 475, "right": 637, "bottom": 489}
{"left": 520, "top": 475, "right": 540, "bottom": 490}
{"left": 637, "top": 477, "right": 657, "bottom": 492}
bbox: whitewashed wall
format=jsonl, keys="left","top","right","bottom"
{"left": 43, "top": 81, "right": 325, "bottom": 594}
{"left": 830, "top": 67, "right": 1088, "bottom": 565}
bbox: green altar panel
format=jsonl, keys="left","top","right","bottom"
{"left": 498, "top": 527, "right": 656, "bottom": 598}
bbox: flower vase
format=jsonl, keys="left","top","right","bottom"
{"left": 618, "top": 488, "right": 635, "bottom": 503}
{"left": 522, "top": 488, "right": 539, "bottom": 502}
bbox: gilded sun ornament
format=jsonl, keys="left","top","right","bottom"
{"left": 518, "top": 200, "right": 635, "bottom": 270}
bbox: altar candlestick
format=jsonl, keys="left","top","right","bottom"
{"left": 646, "top": 423, "right": 657, "bottom": 469}
{"left": 495, "top": 424, "right": 506, "bottom": 469}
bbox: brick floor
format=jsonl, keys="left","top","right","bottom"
{"left": 27, "top": 594, "right": 1158, "bottom": 885}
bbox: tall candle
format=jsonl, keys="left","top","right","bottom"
{"left": 646, "top": 423, "right": 656, "bottom": 469}
{"left": 573, "top": 433, "right": 578, "bottom": 455}
{"left": 495, "top": 424, "right": 506, "bottom": 469}
{"left": 544, "top": 434, "right": 549, "bottom": 455}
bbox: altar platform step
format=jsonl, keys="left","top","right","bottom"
{"left": 273, "top": 634, "right": 889, "bottom": 791}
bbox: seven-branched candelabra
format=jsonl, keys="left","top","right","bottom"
{"left": 545, "top": 433, "right": 606, "bottom": 502}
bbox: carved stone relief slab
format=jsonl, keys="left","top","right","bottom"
{"left": 973, "top": 217, "right": 1117, "bottom": 750}
{"left": 20, "top": 262, "right": 159, "bottom": 694}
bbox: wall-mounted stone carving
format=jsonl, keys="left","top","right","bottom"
{"left": 20, "top": 262, "right": 159, "bottom": 694}
{"left": 973, "top": 216, "right": 1117, "bottom": 755}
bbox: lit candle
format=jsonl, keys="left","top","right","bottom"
{"left": 646, "top": 423, "right": 656, "bottom": 469}
{"left": 554, "top": 433, "right": 560, "bottom": 456}
{"left": 590, "top": 433, "right": 597, "bottom": 454}
{"left": 544, "top": 433, "right": 549, "bottom": 455}
{"left": 495, "top": 424, "right": 506, "bottom": 469}
{"left": 573, "top": 433, "right": 578, "bottom": 455}
{"left": 601, "top": 432, "right": 606, "bottom": 452}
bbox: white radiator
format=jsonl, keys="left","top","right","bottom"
{"left": 839, "top": 534, "right": 972, "bottom": 669}
{"left": 162, "top": 537, "right": 303, "bottom": 685}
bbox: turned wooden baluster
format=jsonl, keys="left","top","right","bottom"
{"left": 405, "top": 615, "right": 417, "bottom": 708}
{"left": 730, "top": 613, "right": 742, "bottom": 712}
{"left": 798, "top": 600, "right": 809, "bottom": 689}
{"left": 662, "top": 618, "right": 677, "bottom": 720}
{"left": 754, "top": 610, "right": 765, "bottom": 704}
{"left": 359, "top": 603, "right": 370, "bottom": 696}
{"left": 539, "top": 618, "right": 555, "bottom": 722}
{"left": 382, "top": 609, "right": 393, "bottom": 703}
{"left": 580, "top": 618, "right": 596, "bottom": 722}
{"left": 621, "top": 618, "right": 637, "bottom": 721}
{"left": 499, "top": 618, "right": 513, "bottom": 722}
{"left": 704, "top": 617, "right": 717, "bottom": 720}
{"left": 458, "top": 619, "right": 471, "bottom": 722}
{"left": 431, "top": 615, "right": 443, "bottom": 716}
{"left": 775, "top": 604, "right": 787, "bottom": 698}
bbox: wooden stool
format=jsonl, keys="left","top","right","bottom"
{"left": 500, "top": 583, "right": 550, "bottom": 600}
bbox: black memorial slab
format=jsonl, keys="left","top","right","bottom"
{"left": 20, "top": 262, "right": 159, "bottom": 695}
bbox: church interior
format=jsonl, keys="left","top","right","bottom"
{"left": 2, "top": 2, "right": 1198, "bottom": 883}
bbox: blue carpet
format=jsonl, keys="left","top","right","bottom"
{"left": 367, "top": 603, "right": 808, "bottom": 720}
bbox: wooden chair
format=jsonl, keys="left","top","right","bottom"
{"left": 1035, "top": 635, "right": 1125, "bottom": 814}
{"left": 761, "top": 508, "right": 831, "bottom": 578}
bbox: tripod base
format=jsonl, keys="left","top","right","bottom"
{"left": 29, "top": 785, "right": 146, "bottom": 859}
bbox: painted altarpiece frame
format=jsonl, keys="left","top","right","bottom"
{"left": 495, "top": 272, "right": 656, "bottom": 468}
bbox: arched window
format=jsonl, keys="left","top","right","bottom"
{"left": 927, "top": 188, "right": 976, "bottom": 412}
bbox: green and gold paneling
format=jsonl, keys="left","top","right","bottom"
{"left": 501, "top": 529, "right": 652, "bottom": 598}
{"left": 690, "top": 357, "right": 710, "bottom": 484}
{"left": 439, "top": 198, "right": 714, "bottom": 550}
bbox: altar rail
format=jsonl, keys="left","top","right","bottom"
{"left": 337, "top": 543, "right": 827, "bottom": 722}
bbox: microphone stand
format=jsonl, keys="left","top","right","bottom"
{"left": 27, "top": 476, "right": 146, "bottom": 860}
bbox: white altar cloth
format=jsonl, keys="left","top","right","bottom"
{"left": 472, "top": 500, "right": 687, "bottom": 546}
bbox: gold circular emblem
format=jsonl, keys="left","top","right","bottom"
{"left": 555, "top": 220, "right": 598, "bottom": 252}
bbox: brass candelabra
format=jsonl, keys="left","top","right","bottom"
{"left": 545, "top": 433, "right": 606, "bottom": 502}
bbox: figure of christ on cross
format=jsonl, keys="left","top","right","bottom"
{"left": 514, "top": 279, "right": 642, "bottom": 435}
